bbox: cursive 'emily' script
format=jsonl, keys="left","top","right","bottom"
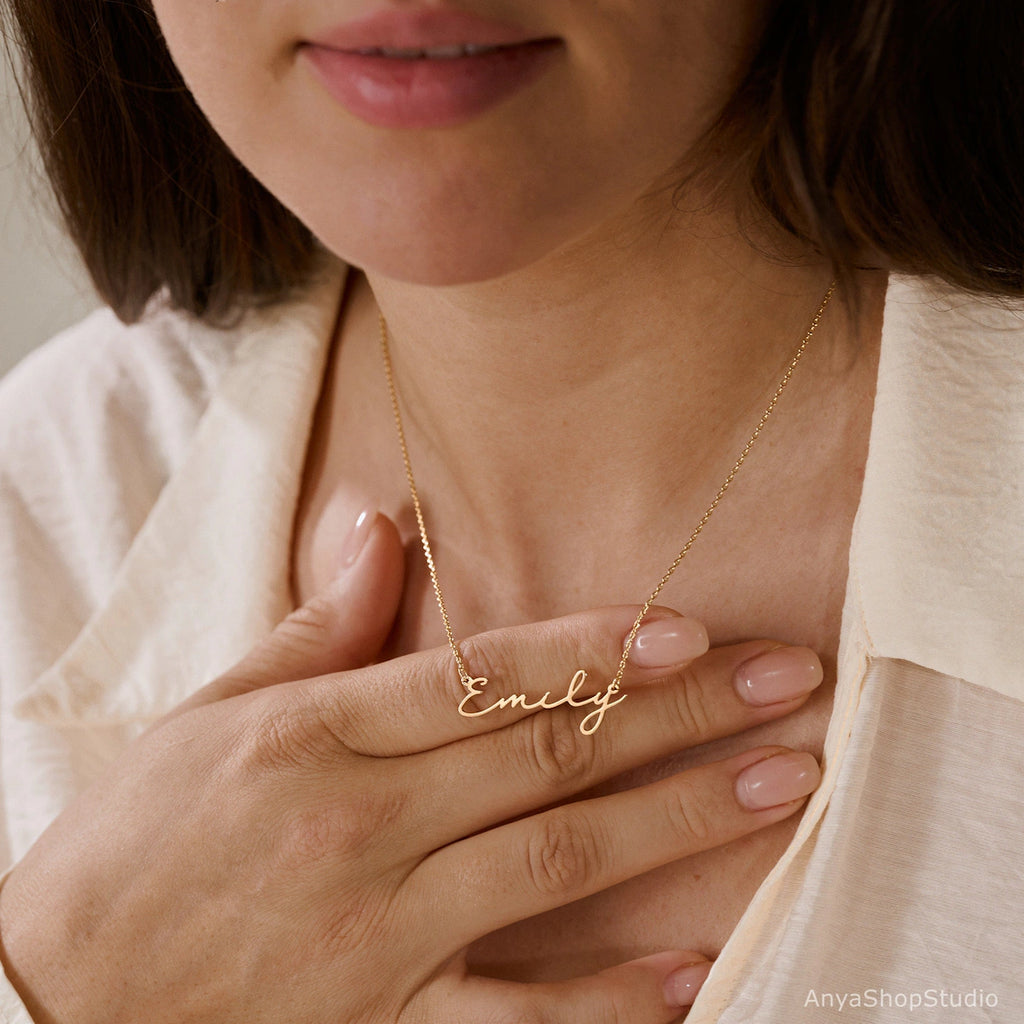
{"left": 458, "top": 669, "right": 627, "bottom": 736}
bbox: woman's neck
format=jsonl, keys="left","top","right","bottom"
{"left": 297, "top": 201, "right": 885, "bottom": 637}
{"left": 369, "top": 206, "right": 846, "bottom": 510}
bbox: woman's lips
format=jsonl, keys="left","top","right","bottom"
{"left": 301, "top": 8, "right": 561, "bottom": 129}
{"left": 302, "top": 42, "right": 560, "bottom": 129}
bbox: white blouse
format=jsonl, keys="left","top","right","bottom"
{"left": 1, "top": 262, "right": 1022, "bottom": 1022}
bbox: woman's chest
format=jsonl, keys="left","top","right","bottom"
{"left": 289, "top": 318, "right": 875, "bottom": 982}
{"left": 370, "top": 443, "right": 858, "bottom": 974}
{"left": 292, "top": 440, "right": 857, "bottom": 980}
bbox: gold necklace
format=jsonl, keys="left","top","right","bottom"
{"left": 379, "top": 283, "right": 835, "bottom": 735}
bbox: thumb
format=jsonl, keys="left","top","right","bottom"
{"left": 186, "top": 509, "right": 405, "bottom": 709}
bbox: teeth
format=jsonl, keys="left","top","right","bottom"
{"left": 358, "top": 43, "right": 503, "bottom": 59}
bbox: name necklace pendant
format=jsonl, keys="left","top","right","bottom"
{"left": 378, "top": 283, "right": 835, "bottom": 736}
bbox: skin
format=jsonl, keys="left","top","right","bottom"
{"left": 0, "top": 0, "right": 888, "bottom": 1017}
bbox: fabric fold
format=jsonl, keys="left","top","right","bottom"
{"left": 14, "top": 263, "right": 346, "bottom": 725}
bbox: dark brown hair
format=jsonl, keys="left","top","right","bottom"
{"left": 3, "top": 0, "right": 1023, "bottom": 323}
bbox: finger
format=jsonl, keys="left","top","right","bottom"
{"left": 181, "top": 510, "right": 404, "bottom": 712}
{"left": 419, "top": 952, "right": 713, "bottom": 1024}
{"left": 309, "top": 605, "right": 710, "bottom": 756}
{"left": 411, "top": 746, "right": 819, "bottom": 952}
{"left": 405, "top": 640, "right": 822, "bottom": 846}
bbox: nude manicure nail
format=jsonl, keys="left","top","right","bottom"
{"left": 663, "top": 961, "right": 712, "bottom": 1008}
{"left": 629, "top": 617, "right": 709, "bottom": 668}
{"left": 734, "top": 646, "right": 824, "bottom": 706}
{"left": 339, "top": 506, "right": 377, "bottom": 569}
{"left": 735, "top": 751, "right": 821, "bottom": 810}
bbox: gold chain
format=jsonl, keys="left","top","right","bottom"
{"left": 379, "top": 282, "right": 835, "bottom": 731}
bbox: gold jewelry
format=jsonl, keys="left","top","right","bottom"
{"left": 379, "top": 283, "right": 836, "bottom": 735}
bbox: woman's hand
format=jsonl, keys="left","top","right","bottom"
{"left": 0, "top": 514, "right": 822, "bottom": 1024}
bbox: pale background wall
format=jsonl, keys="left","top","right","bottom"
{"left": 1, "top": 49, "right": 99, "bottom": 380}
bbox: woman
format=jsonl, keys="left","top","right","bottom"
{"left": 0, "top": 1, "right": 1021, "bottom": 1021}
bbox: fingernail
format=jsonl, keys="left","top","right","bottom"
{"left": 734, "top": 646, "right": 823, "bottom": 706}
{"left": 339, "top": 506, "right": 377, "bottom": 569}
{"left": 735, "top": 751, "right": 820, "bottom": 810}
{"left": 663, "top": 961, "right": 712, "bottom": 1008}
{"left": 629, "top": 617, "right": 709, "bottom": 668}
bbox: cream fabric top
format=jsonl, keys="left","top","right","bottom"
{"left": 1, "top": 262, "right": 1022, "bottom": 1022}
